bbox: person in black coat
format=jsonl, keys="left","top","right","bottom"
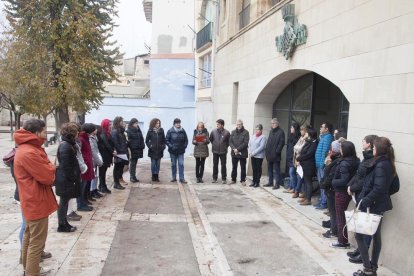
{"left": 111, "top": 116, "right": 129, "bottom": 190}
{"left": 346, "top": 134, "right": 377, "bottom": 263}
{"left": 285, "top": 122, "right": 300, "bottom": 192}
{"left": 166, "top": 118, "right": 188, "bottom": 183}
{"left": 296, "top": 128, "right": 318, "bottom": 205}
{"left": 145, "top": 118, "right": 166, "bottom": 182}
{"left": 98, "top": 119, "right": 115, "bottom": 193}
{"left": 264, "top": 118, "right": 285, "bottom": 189}
{"left": 353, "top": 137, "right": 396, "bottom": 276}
{"left": 126, "top": 118, "right": 145, "bottom": 183}
{"left": 55, "top": 122, "right": 81, "bottom": 233}
{"left": 330, "top": 141, "right": 360, "bottom": 248}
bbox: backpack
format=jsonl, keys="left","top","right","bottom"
{"left": 2, "top": 148, "right": 16, "bottom": 167}
{"left": 320, "top": 158, "right": 341, "bottom": 190}
{"left": 389, "top": 174, "right": 400, "bottom": 195}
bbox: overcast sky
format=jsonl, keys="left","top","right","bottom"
{"left": 0, "top": 0, "right": 152, "bottom": 59}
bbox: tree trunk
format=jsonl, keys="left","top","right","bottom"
{"left": 43, "top": 114, "right": 48, "bottom": 147}
{"left": 10, "top": 110, "right": 14, "bottom": 141}
{"left": 14, "top": 112, "right": 21, "bottom": 130}
{"left": 57, "top": 105, "right": 70, "bottom": 125}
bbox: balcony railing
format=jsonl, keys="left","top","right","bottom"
{"left": 270, "top": 0, "right": 282, "bottom": 5}
{"left": 196, "top": 22, "right": 212, "bottom": 50}
{"left": 239, "top": 5, "right": 250, "bottom": 30}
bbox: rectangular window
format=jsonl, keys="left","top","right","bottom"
{"left": 200, "top": 53, "right": 212, "bottom": 88}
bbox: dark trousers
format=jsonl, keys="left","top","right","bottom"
{"left": 356, "top": 220, "right": 382, "bottom": 269}
{"left": 213, "top": 153, "right": 227, "bottom": 180}
{"left": 326, "top": 189, "right": 337, "bottom": 235}
{"left": 77, "top": 180, "right": 89, "bottom": 208}
{"left": 231, "top": 157, "right": 247, "bottom": 182}
{"left": 129, "top": 158, "right": 138, "bottom": 180}
{"left": 268, "top": 160, "right": 281, "bottom": 186}
{"left": 195, "top": 157, "right": 206, "bottom": 179}
{"left": 58, "top": 196, "right": 70, "bottom": 226}
{"left": 304, "top": 175, "right": 313, "bottom": 201}
{"left": 99, "top": 165, "right": 109, "bottom": 189}
{"left": 335, "top": 191, "right": 352, "bottom": 244}
{"left": 251, "top": 157, "right": 263, "bottom": 184}
{"left": 113, "top": 162, "right": 124, "bottom": 183}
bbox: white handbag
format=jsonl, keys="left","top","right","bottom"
{"left": 345, "top": 198, "right": 382, "bottom": 236}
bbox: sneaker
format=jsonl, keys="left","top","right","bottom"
{"left": 222, "top": 180, "right": 227, "bottom": 184}
{"left": 315, "top": 205, "right": 327, "bottom": 210}
{"left": 120, "top": 179, "right": 128, "bottom": 185}
{"left": 347, "top": 248, "right": 360, "bottom": 258}
{"left": 130, "top": 178, "right": 139, "bottom": 183}
{"left": 249, "top": 182, "right": 255, "bottom": 187}
{"left": 170, "top": 179, "right": 177, "bottom": 182}
{"left": 67, "top": 211, "right": 82, "bottom": 221}
{"left": 349, "top": 254, "right": 363, "bottom": 264}
{"left": 263, "top": 183, "right": 273, "bottom": 187}
{"left": 330, "top": 242, "right": 350, "bottom": 249}
{"left": 77, "top": 205, "right": 93, "bottom": 212}
{"left": 353, "top": 268, "right": 377, "bottom": 276}
{"left": 322, "top": 220, "right": 331, "bottom": 229}
{"left": 322, "top": 230, "right": 337, "bottom": 239}
{"left": 39, "top": 267, "right": 52, "bottom": 275}
{"left": 199, "top": 179, "right": 204, "bottom": 183}
{"left": 180, "top": 180, "right": 187, "bottom": 184}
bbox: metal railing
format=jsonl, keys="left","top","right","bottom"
{"left": 196, "top": 22, "right": 212, "bottom": 50}
{"left": 239, "top": 5, "right": 250, "bottom": 30}
{"left": 270, "top": 0, "right": 282, "bottom": 6}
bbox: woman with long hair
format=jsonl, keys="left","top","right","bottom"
{"left": 285, "top": 122, "right": 301, "bottom": 193}
{"left": 55, "top": 122, "right": 80, "bottom": 232}
{"left": 145, "top": 118, "right": 166, "bottom": 182}
{"left": 292, "top": 125, "right": 310, "bottom": 198}
{"left": 98, "top": 119, "right": 115, "bottom": 193}
{"left": 111, "top": 116, "right": 129, "bottom": 190}
{"left": 127, "top": 118, "right": 145, "bottom": 183}
{"left": 330, "top": 141, "right": 360, "bottom": 248}
{"left": 296, "top": 128, "right": 318, "bottom": 205}
{"left": 193, "top": 122, "right": 210, "bottom": 183}
{"left": 353, "top": 137, "right": 397, "bottom": 276}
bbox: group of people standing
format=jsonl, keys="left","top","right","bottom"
{"left": 284, "top": 122, "right": 398, "bottom": 276}
{"left": 10, "top": 115, "right": 397, "bottom": 276}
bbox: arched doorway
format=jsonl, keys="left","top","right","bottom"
{"left": 271, "top": 72, "right": 349, "bottom": 173}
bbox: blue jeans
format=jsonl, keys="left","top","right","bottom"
{"left": 151, "top": 158, "right": 161, "bottom": 174}
{"left": 91, "top": 177, "right": 98, "bottom": 191}
{"left": 317, "top": 167, "right": 327, "bottom": 206}
{"left": 268, "top": 161, "right": 281, "bottom": 186}
{"left": 170, "top": 154, "right": 184, "bottom": 181}
{"left": 295, "top": 175, "right": 303, "bottom": 193}
{"left": 20, "top": 207, "right": 25, "bottom": 248}
{"left": 288, "top": 166, "right": 297, "bottom": 190}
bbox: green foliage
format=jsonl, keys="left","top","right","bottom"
{"left": 2, "top": 0, "right": 122, "bottom": 119}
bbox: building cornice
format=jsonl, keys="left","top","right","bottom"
{"left": 150, "top": 53, "right": 195, "bottom": 59}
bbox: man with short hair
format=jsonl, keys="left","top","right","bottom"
{"left": 314, "top": 122, "right": 334, "bottom": 209}
{"left": 264, "top": 118, "right": 285, "bottom": 189}
{"left": 166, "top": 118, "right": 188, "bottom": 183}
{"left": 229, "top": 119, "right": 249, "bottom": 185}
{"left": 14, "top": 119, "right": 57, "bottom": 276}
{"left": 210, "top": 119, "right": 230, "bottom": 184}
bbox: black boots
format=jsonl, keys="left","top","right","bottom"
{"left": 58, "top": 221, "right": 77, "bottom": 233}
{"left": 130, "top": 177, "right": 139, "bottom": 183}
{"left": 152, "top": 174, "right": 160, "bottom": 182}
{"left": 113, "top": 182, "right": 125, "bottom": 190}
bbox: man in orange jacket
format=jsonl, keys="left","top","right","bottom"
{"left": 13, "top": 119, "right": 57, "bottom": 276}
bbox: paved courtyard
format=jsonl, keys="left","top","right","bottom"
{"left": 0, "top": 134, "right": 397, "bottom": 276}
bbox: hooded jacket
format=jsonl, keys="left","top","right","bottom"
{"left": 315, "top": 133, "right": 333, "bottom": 168}
{"left": 13, "top": 129, "right": 58, "bottom": 221}
{"left": 331, "top": 157, "right": 360, "bottom": 192}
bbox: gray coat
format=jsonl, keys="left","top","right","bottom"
{"left": 192, "top": 128, "right": 210, "bottom": 158}
{"left": 229, "top": 127, "right": 249, "bottom": 158}
{"left": 248, "top": 134, "right": 267, "bottom": 159}
{"left": 89, "top": 135, "right": 103, "bottom": 168}
{"left": 209, "top": 128, "right": 230, "bottom": 155}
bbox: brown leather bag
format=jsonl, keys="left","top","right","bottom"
{"left": 3, "top": 148, "right": 16, "bottom": 167}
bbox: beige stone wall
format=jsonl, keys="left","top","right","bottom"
{"left": 212, "top": 0, "right": 414, "bottom": 274}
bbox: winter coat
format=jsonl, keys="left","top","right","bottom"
{"left": 127, "top": 126, "right": 145, "bottom": 159}
{"left": 13, "top": 129, "right": 58, "bottom": 221}
{"left": 210, "top": 128, "right": 230, "bottom": 155}
{"left": 331, "top": 157, "right": 360, "bottom": 192}
{"left": 145, "top": 128, "right": 166, "bottom": 159}
{"left": 296, "top": 139, "right": 318, "bottom": 177}
{"left": 55, "top": 137, "right": 81, "bottom": 199}
{"left": 315, "top": 133, "right": 333, "bottom": 168}
{"left": 111, "top": 128, "right": 129, "bottom": 163}
{"left": 248, "top": 134, "right": 267, "bottom": 159}
{"left": 286, "top": 134, "right": 300, "bottom": 167}
{"left": 348, "top": 150, "right": 375, "bottom": 197}
{"left": 79, "top": 132, "right": 95, "bottom": 181}
{"left": 89, "top": 135, "right": 103, "bottom": 168}
{"left": 229, "top": 127, "right": 250, "bottom": 158}
{"left": 193, "top": 128, "right": 210, "bottom": 158}
{"left": 75, "top": 141, "right": 88, "bottom": 174}
{"left": 166, "top": 127, "right": 188, "bottom": 155}
{"left": 293, "top": 136, "right": 306, "bottom": 167}
{"left": 265, "top": 127, "right": 285, "bottom": 162}
{"left": 98, "top": 133, "right": 114, "bottom": 167}
{"left": 357, "top": 155, "right": 394, "bottom": 214}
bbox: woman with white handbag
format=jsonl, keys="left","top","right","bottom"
{"left": 353, "top": 137, "right": 396, "bottom": 276}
